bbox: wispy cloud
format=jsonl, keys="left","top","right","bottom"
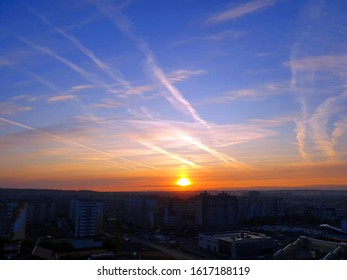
{"left": 201, "top": 89, "right": 262, "bottom": 104}
{"left": 286, "top": 0, "right": 347, "bottom": 163}
{"left": 28, "top": 8, "right": 133, "bottom": 91}
{"left": 332, "top": 115, "right": 347, "bottom": 153}
{"left": 13, "top": 34, "right": 117, "bottom": 94}
{"left": 249, "top": 116, "right": 293, "bottom": 127}
{"left": 175, "top": 30, "right": 245, "bottom": 46}
{"left": 14, "top": 35, "right": 85, "bottom": 76}
{"left": 309, "top": 91, "right": 347, "bottom": 159}
{"left": 71, "top": 84, "right": 95, "bottom": 91}
{"left": 168, "top": 69, "right": 207, "bottom": 82}
{"left": 179, "top": 134, "right": 243, "bottom": 167}
{"left": 89, "top": 100, "right": 122, "bottom": 108}
{"left": 0, "top": 116, "right": 158, "bottom": 170}
{"left": 74, "top": 112, "right": 277, "bottom": 167}
{"left": 290, "top": 55, "right": 347, "bottom": 160}
{"left": 203, "top": 30, "right": 246, "bottom": 41}
{"left": 123, "top": 84, "right": 157, "bottom": 95}
{"left": 288, "top": 37, "right": 311, "bottom": 161}
{"left": 127, "top": 106, "right": 158, "bottom": 120}
{"left": 206, "top": 0, "right": 275, "bottom": 24}
{"left": 294, "top": 122, "right": 309, "bottom": 160}
{"left": 91, "top": 0, "right": 210, "bottom": 127}
{"left": 48, "top": 95, "right": 77, "bottom": 103}
{"left": 10, "top": 66, "right": 60, "bottom": 93}
{"left": 138, "top": 41, "right": 210, "bottom": 127}
{"left": 58, "top": 12, "right": 102, "bottom": 32}
{"left": 0, "top": 50, "right": 35, "bottom": 67}
{"left": 286, "top": 55, "right": 347, "bottom": 73}
{"left": 294, "top": 97, "right": 310, "bottom": 161}
{"left": 11, "top": 94, "right": 37, "bottom": 102}
{"left": 139, "top": 141, "right": 197, "bottom": 166}
{"left": 0, "top": 103, "right": 32, "bottom": 115}
{"left": 200, "top": 82, "right": 290, "bottom": 105}
{"left": 121, "top": 69, "right": 206, "bottom": 95}
{"left": 287, "top": 52, "right": 347, "bottom": 160}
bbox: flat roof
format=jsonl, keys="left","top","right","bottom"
{"left": 200, "top": 231, "right": 269, "bottom": 241}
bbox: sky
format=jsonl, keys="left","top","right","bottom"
{"left": 0, "top": 0, "right": 347, "bottom": 191}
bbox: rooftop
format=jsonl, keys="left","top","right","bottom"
{"left": 201, "top": 231, "right": 269, "bottom": 242}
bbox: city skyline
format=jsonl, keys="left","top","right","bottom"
{"left": 1, "top": 0, "right": 347, "bottom": 191}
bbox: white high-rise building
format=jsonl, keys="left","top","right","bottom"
{"left": 69, "top": 200, "right": 103, "bottom": 237}
{"left": 0, "top": 201, "right": 27, "bottom": 239}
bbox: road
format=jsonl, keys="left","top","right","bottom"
{"left": 129, "top": 234, "right": 203, "bottom": 260}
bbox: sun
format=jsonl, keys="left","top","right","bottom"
{"left": 177, "top": 177, "right": 191, "bottom": 187}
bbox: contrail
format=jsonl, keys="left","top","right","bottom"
{"left": 12, "top": 66, "right": 60, "bottom": 93}
{"left": 207, "top": 0, "right": 275, "bottom": 24}
{"left": 13, "top": 34, "right": 117, "bottom": 94}
{"left": 289, "top": 43, "right": 310, "bottom": 161}
{"left": 180, "top": 134, "right": 242, "bottom": 166}
{"left": 0, "top": 116, "right": 158, "bottom": 170}
{"left": 287, "top": 0, "right": 325, "bottom": 161}
{"left": 138, "top": 42, "right": 210, "bottom": 127}
{"left": 294, "top": 97, "right": 310, "bottom": 161}
{"left": 139, "top": 141, "right": 197, "bottom": 167}
{"left": 91, "top": 0, "right": 209, "bottom": 127}
{"left": 29, "top": 8, "right": 132, "bottom": 91}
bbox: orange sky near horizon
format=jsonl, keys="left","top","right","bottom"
{"left": 2, "top": 159, "right": 346, "bottom": 192}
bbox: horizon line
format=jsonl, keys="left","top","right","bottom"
{"left": 1, "top": 185, "right": 347, "bottom": 193}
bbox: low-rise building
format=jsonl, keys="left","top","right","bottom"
{"left": 305, "top": 207, "right": 336, "bottom": 220}
{"left": 199, "top": 231, "right": 276, "bottom": 259}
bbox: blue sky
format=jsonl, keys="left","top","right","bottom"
{"left": 0, "top": 0, "right": 347, "bottom": 190}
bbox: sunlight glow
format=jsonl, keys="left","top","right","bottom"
{"left": 177, "top": 177, "right": 191, "bottom": 187}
